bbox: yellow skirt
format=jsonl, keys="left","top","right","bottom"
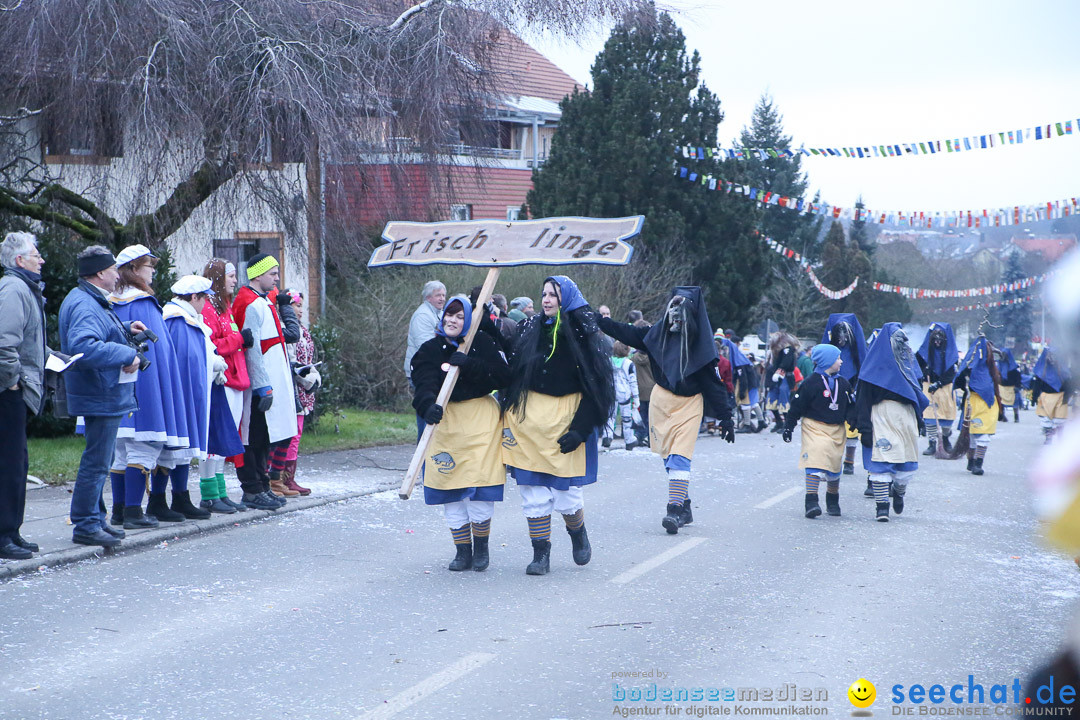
{"left": 965, "top": 393, "right": 998, "bottom": 436}
{"left": 426, "top": 396, "right": 505, "bottom": 491}
{"left": 1037, "top": 392, "right": 1069, "bottom": 420}
{"left": 501, "top": 392, "right": 586, "bottom": 478}
{"left": 799, "top": 418, "right": 846, "bottom": 473}
{"left": 922, "top": 382, "right": 957, "bottom": 421}
{"left": 650, "top": 385, "right": 704, "bottom": 460}
{"left": 999, "top": 385, "right": 1016, "bottom": 406}
{"left": 871, "top": 400, "right": 920, "bottom": 464}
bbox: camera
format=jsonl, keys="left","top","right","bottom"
{"left": 129, "top": 328, "right": 158, "bottom": 371}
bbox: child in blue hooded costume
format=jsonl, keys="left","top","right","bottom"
{"left": 916, "top": 322, "right": 959, "bottom": 456}
{"left": 411, "top": 295, "right": 511, "bottom": 572}
{"left": 107, "top": 245, "right": 193, "bottom": 529}
{"left": 954, "top": 336, "right": 1001, "bottom": 475}
{"left": 600, "top": 287, "right": 735, "bottom": 535}
{"left": 503, "top": 276, "right": 614, "bottom": 575}
{"left": 854, "top": 323, "right": 929, "bottom": 522}
{"left": 995, "top": 348, "right": 1022, "bottom": 423}
{"left": 783, "top": 344, "right": 854, "bottom": 518}
{"left": 822, "top": 313, "right": 867, "bottom": 475}
{"left": 1033, "top": 347, "right": 1072, "bottom": 443}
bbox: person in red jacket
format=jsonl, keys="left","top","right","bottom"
{"left": 198, "top": 259, "right": 250, "bottom": 512}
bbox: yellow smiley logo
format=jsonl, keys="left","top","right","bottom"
{"left": 848, "top": 678, "right": 876, "bottom": 709}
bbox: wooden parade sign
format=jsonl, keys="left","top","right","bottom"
{"left": 371, "top": 215, "right": 643, "bottom": 499}
{"left": 368, "top": 215, "right": 643, "bottom": 268}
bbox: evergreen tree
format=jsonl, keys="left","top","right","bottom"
{"left": 818, "top": 221, "right": 874, "bottom": 329}
{"left": 867, "top": 267, "right": 912, "bottom": 329}
{"left": 993, "top": 251, "right": 1034, "bottom": 352}
{"left": 849, "top": 197, "right": 875, "bottom": 257}
{"left": 527, "top": 5, "right": 765, "bottom": 330}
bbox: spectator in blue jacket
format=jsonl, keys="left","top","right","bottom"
{"left": 58, "top": 246, "right": 145, "bottom": 548}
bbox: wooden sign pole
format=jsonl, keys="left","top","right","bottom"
{"left": 399, "top": 267, "right": 500, "bottom": 499}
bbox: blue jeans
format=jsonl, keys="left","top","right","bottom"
{"left": 70, "top": 415, "right": 122, "bottom": 536}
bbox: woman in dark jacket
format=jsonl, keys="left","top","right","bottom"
{"left": 412, "top": 295, "right": 511, "bottom": 572}
{"left": 502, "top": 276, "right": 614, "bottom": 576}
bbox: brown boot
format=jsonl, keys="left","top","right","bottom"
{"left": 269, "top": 471, "right": 299, "bottom": 497}
{"left": 283, "top": 460, "right": 310, "bottom": 496}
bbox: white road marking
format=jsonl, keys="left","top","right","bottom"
{"left": 611, "top": 537, "right": 708, "bottom": 585}
{"left": 754, "top": 485, "right": 803, "bottom": 510}
{"left": 360, "top": 652, "right": 496, "bottom": 719}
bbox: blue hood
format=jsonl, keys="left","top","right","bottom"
{"left": 917, "top": 322, "right": 959, "bottom": 378}
{"left": 860, "top": 322, "right": 929, "bottom": 412}
{"left": 959, "top": 336, "right": 996, "bottom": 407}
{"left": 821, "top": 313, "right": 866, "bottom": 382}
{"left": 545, "top": 275, "right": 588, "bottom": 312}
{"left": 996, "top": 348, "right": 1018, "bottom": 377}
{"left": 720, "top": 337, "right": 751, "bottom": 368}
{"left": 436, "top": 294, "right": 473, "bottom": 347}
{"left": 1034, "top": 347, "right": 1069, "bottom": 392}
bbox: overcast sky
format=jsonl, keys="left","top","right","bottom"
{"left": 525, "top": 0, "right": 1080, "bottom": 216}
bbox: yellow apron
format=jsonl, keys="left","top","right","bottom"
{"left": 799, "top": 418, "right": 846, "bottom": 473}
{"left": 1037, "top": 392, "right": 1069, "bottom": 420}
{"left": 425, "top": 396, "right": 505, "bottom": 491}
{"left": 998, "top": 385, "right": 1016, "bottom": 406}
{"left": 502, "top": 392, "right": 586, "bottom": 478}
{"left": 650, "top": 385, "right": 703, "bottom": 460}
{"left": 871, "top": 399, "right": 920, "bottom": 464}
{"left": 965, "top": 393, "right": 998, "bottom": 436}
{"left": 922, "top": 382, "right": 957, "bottom": 421}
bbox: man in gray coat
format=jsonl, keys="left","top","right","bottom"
{"left": 0, "top": 232, "right": 49, "bottom": 559}
{"left": 403, "top": 280, "right": 446, "bottom": 387}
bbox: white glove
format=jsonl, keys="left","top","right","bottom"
{"left": 771, "top": 371, "right": 782, "bottom": 383}
{"left": 299, "top": 367, "right": 321, "bottom": 392}
{"left": 213, "top": 371, "right": 227, "bottom": 386}
{"left": 212, "top": 355, "right": 229, "bottom": 385}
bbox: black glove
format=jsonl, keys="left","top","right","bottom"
{"left": 254, "top": 386, "right": 274, "bottom": 413}
{"left": 557, "top": 430, "right": 584, "bottom": 454}
{"left": 919, "top": 423, "right": 927, "bottom": 437}
{"left": 782, "top": 427, "right": 792, "bottom": 443}
{"left": 422, "top": 403, "right": 443, "bottom": 425}
{"left": 861, "top": 432, "right": 873, "bottom": 448}
{"left": 276, "top": 291, "right": 292, "bottom": 307}
{"left": 447, "top": 351, "right": 470, "bottom": 368}
{"left": 720, "top": 418, "right": 735, "bottom": 443}
{"left": 241, "top": 328, "right": 254, "bottom": 349}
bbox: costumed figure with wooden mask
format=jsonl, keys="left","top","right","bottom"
{"left": 995, "top": 347, "right": 1022, "bottom": 423}
{"left": 502, "top": 276, "right": 614, "bottom": 576}
{"left": 411, "top": 295, "right": 511, "bottom": 572}
{"left": 1033, "top": 347, "right": 1072, "bottom": 444}
{"left": 765, "top": 331, "right": 800, "bottom": 433}
{"left": 853, "top": 323, "right": 929, "bottom": 522}
{"left": 822, "top": 313, "right": 866, "bottom": 476}
{"left": 916, "top": 322, "right": 959, "bottom": 456}
{"left": 599, "top": 287, "right": 735, "bottom": 535}
{"left": 954, "top": 336, "right": 1002, "bottom": 476}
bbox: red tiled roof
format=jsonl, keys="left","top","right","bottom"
{"left": 489, "top": 30, "right": 581, "bottom": 103}
{"left": 1010, "top": 235, "right": 1077, "bottom": 263}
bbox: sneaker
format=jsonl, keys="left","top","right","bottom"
{"left": 242, "top": 492, "right": 280, "bottom": 511}
{"left": 263, "top": 491, "right": 286, "bottom": 508}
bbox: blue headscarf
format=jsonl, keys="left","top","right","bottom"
{"left": 821, "top": 313, "right": 866, "bottom": 382}
{"left": 917, "top": 322, "right": 959, "bottom": 378}
{"left": 1034, "top": 347, "right": 1069, "bottom": 392}
{"left": 720, "top": 337, "right": 751, "bottom": 368}
{"left": 811, "top": 344, "right": 842, "bottom": 374}
{"left": 435, "top": 294, "right": 473, "bottom": 347}
{"left": 545, "top": 275, "right": 587, "bottom": 313}
{"left": 860, "top": 322, "right": 929, "bottom": 412}
{"left": 958, "top": 336, "right": 996, "bottom": 406}
{"left": 996, "top": 348, "right": 1018, "bottom": 377}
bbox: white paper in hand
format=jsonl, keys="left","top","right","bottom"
{"left": 119, "top": 368, "right": 138, "bottom": 384}
{"left": 46, "top": 353, "right": 83, "bottom": 373}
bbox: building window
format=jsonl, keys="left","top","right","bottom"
{"left": 450, "top": 204, "right": 472, "bottom": 222}
{"left": 43, "top": 95, "right": 124, "bottom": 161}
{"left": 213, "top": 233, "right": 285, "bottom": 288}
{"left": 506, "top": 207, "right": 520, "bottom": 221}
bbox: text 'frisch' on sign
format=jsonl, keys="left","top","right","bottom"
{"left": 367, "top": 215, "right": 643, "bottom": 268}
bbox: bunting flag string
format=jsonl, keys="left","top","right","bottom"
{"left": 931, "top": 294, "right": 1039, "bottom": 314}
{"left": 675, "top": 165, "right": 1078, "bottom": 228}
{"left": 872, "top": 271, "right": 1054, "bottom": 299}
{"left": 761, "top": 235, "right": 858, "bottom": 300}
{"left": 678, "top": 116, "right": 1079, "bottom": 161}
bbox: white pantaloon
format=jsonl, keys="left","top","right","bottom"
{"left": 519, "top": 484, "right": 584, "bottom": 518}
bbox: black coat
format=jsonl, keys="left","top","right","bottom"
{"left": 916, "top": 353, "right": 957, "bottom": 386}
{"left": 784, "top": 373, "right": 855, "bottom": 431}
{"left": 410, "top": 331, "right": 510, "bottom": 417}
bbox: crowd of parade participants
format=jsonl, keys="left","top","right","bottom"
{"left": 402, "top": 269, "right": 1072, "bottom": 575}
{"left": 1, "top": 230, "right": 1072, "bottom": 570}
{"left": 0, "top": 232, "right": 321, "bottom": 560}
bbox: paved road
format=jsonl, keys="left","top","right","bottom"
{"left": 1, "top": 415, "right": 1076, "bottom": 720}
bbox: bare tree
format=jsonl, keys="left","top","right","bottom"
{"left": 751, "top": 263, "right": 829, "bottom": 338}
{"left": 0, "top": 0, "right": 640, "bottom": 249}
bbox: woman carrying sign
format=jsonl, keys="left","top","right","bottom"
{"left": 502, "top": 276, "right": 614, "bottom": 576}
{"left": 411, "top": 295, "right": 511, "bottom": 572}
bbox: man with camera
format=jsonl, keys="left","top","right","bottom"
{"left": 58, "top": 245, "right": 146, "bottom": 548}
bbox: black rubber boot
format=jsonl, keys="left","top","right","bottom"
{"left": 891, "top": 485, "right": 904, "bottom": 515}
{"left": 123, "top": 505, "right": 159, "bottom": 529}
{"left": 922, "top": 439, "right": 937, "bottom": 456}
{"left": 1014, "top": 407, "right": 1020, "bottom": 423}
{"left": 472, "top": 536, "right": 490, "bottom": 572}
{"left": 864, "top": 479, "right": 874, "bottom": 497}
{"left": 662, "top": 503, "right": 685, "bottom": 534}
{"left": 876, "top": 501, "right": 890, "bottom": 522}
{"left": 971, "top": 457, "right": 985, "bottom": 476}
{"left": 525, "top": 539, "right": 550, "bottom": 575}
{"left": 967, "top": 453, "right": 975, "bottom": 472}
{"left": 825, "top": 492, "right": 841, "bottom": 517}
{"left": 843, "top": 462, "right": 854, "bottom": 475}
{"left": 804, "top": 493, "right": 822, "bottom": 519}
{"left": 171, "top": 490, "right": 211, "bottom": 520}
{"left": 146, "top": 492, "right": 185, "bottom": 523}
{"left": 448, "top": 542, "right": 473, "bottom": 571}
{"left": 567, "top": 525, "right": 591, "bottom": 566}
{"left": 941, "top": 430, "right": 953, "bottom": 454}
{"left": 680, "top": 498, "right": 693, "bottom": 526}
